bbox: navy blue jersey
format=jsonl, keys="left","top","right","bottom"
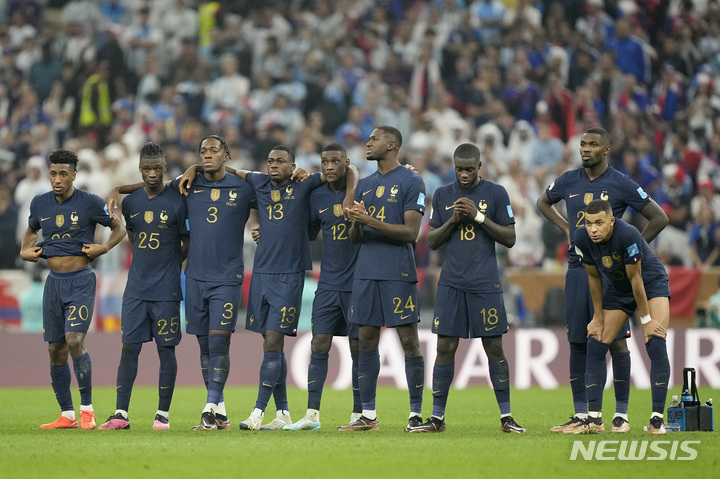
{"left": 122, "top": 187, "right": 189, "bottom": 301}
{"left": 353, "top": 166, "right": 426, "bottom": 282}
{"left": 247, "top": 172, "right": 324, "bottom": 273}
{"left": 574, "top": 219, "right": 668, "bottom": 294}
{"left": 309, "top": 184, "right": 359, "bottom": 291}
{"left": 170, "top": 172, "right": 256, "bottom": 283}
{"left": 29, "top": 189, "right": 113, "bottom": 258}
{"left": 430, "top": 179, "right": 515, "bottom": 293}
{"left": 545, "top": 167, "right": 651, "bottom": 268}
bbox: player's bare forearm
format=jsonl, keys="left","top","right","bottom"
{"left": 20, "top": 228, "right": 41, "bottom": 262}
{"left": 427, "top": 218, "right": 458, "bottom": 250}
{"left": 627, "top": 262, "right": 650, "bottom": 317}
{"left": 480, "top": 221, "right": 516, "bottom": 248}
{"left": 117, "top": 182, "right": 144, "bottom": 195}
{"left": 537, "top": 193, "right": 570, "bottom": 241}
{"left": 585, "top": 264, "right": 605, "bottom": 317}
{"left": 348, "top": 221, "right": 363, "bottom": 243}
{"left": 362, "top": 210, "right": 422, "bottom": 243}
{"left": 639, "top": 201, "right": 668, "bottom": 243}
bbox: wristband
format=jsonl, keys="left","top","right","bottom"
{"left": 640, "top": 314, "right": 652, "bottom": 325}
{"left": 474, "top": 211, "right": 485, "bottom": 224}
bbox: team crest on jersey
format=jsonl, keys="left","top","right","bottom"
{"left": 55, "top": 215, "right": 64, "bottom": 227}
{"left": 333, "top": 204, "right": 343, "bottom": 217}
{"left": 229, "top": 190, "right": 237, "bottom": 201}
{"left": 612, "top": 252, "right": 622, "bottom": 262}
{"left": 376, "top": 186, "right": 385, "bottom": 198}
{"left": 285, "top": 185, "right": 293, "bottom": 195}
{"left": 271, "top": 190, "right": 281, "bottom": 202}
{"left": 211, "top": 189, "right": 220, "bottom": 201}
{"left": 584, "top": 193, "right": 594, "bottom": 205}
{"left": 602, "top": 256, "right": 613, "bottom": 268}
{"left": 159, "top": 210, "right": 168, "bottom": 228}
{"left": 478, "top": 200, "right": 488, "bottom": 212}
{"left": 600, "top": 191, "right": 609, "bottom": 201}
{"left": 390, "top": 186, "right": 398, "bottom": 196}
{"left": 145, "top": 211, "right": 154, "bottom": 224}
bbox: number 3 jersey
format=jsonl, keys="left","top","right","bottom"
{"left": 28, "top": 189, "right": 114, "bottom": 258}
{"left": 122, "top": 187, "right": 189, "bottom": 301}
{"left": 429, "top": 179, "right": 514, "bottom": 293}
{"left": 544, "top": 167, "right": 651, "bottom": 269}
{"left": 353, "top": 166, "right": 425, "bottom": 282}
{"left": 170, "top": 172, "right": 256, "bottom": 283}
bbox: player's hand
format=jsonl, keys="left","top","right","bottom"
{"left": 106, "top": 186, "right": 120, "bottom": 212}
{"left": 82, "top": 243, "right": 107, "bottom": 259}
{"left": 178, "top": 165, "right": 199, "bottom": 196}
{"left": 20, "top": 246, "right": 42, "bottom": 262}
{"left": 587, "top": 315, "right": 603, "bottom": 340}
{"left": 251, "top": 226, "right": 260, "bottom": 244}
{"left": 453, "top": 197, "right": 478, "bottom": 218}
{"left": 642, "top": 318, "right": 667, "bottom": 341}
{"left": 404, "top": 163, "right": 417, "bottom": 172}
{"left": 292, "top": 168, "right": 309, "bottom": 182}
{"left": 345, "top": 200, "right": 367, "bottom": 224}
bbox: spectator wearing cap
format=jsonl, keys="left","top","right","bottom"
{"left": 691, "top": 177, "right": 720, "bottom": 220}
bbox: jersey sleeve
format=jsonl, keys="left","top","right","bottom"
{"left": 121, "top": 195, "right": 133, "bottom": 232}
{"left": 177, "top": 197, "right": 189, "bottom": 237}
{"left": 491, "top": 184, "right": 515, "bottom": 225}
{"left": 618, "top": 174, "right": 652, "bottom": 213}
{"left": 403, "top": 174, "right": 426, "bottom": 215}
{"left": 621, "top": 226, "right": 644, "bottom": 264}
{"left": 545, "top": 172, "right": 568, "bottom": 204}
{"left": 309, "top": 192, "right": 321, "bottom": 228}
{"left": 429, "top": 187, "right": 443, "bottom": 228}
{"left": 89, "top": 193, "right": 114, "bottom": 227}
{"left": 28, "top": 196, "right": 41, "bottom": 231}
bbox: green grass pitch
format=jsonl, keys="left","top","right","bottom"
{"left": 1, "top": 386, "right": 717, "bottom": 478}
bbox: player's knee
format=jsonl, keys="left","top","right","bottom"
{"left": 48, "top": 342, "right": 68, "bottom": 364}
{"left": 482, "top": 336, "right": 505, "bottom": 362}
{"left": 609, "top": 338, "right": 629, "bottom": 354}
{"left": 65, "top": 335, "right": 85, "bottom": 357}
{"left": 121, "top": 342, "right": 142, "bottom": 358}
{"left": 263, "top": 331, "right": 285, "bottom": 352}
{"left": 311, "top": 335, "right": 332, "bottom": 354}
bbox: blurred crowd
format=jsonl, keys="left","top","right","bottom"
{"left": 1, "top": 0, "right": 720, "bottom": 275}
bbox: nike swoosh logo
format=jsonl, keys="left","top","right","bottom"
{"left": 307, "top": 381, "right": 316, "bottom": 385}
{"left": 586, "top": 384, "right": 597, "bottom": 388}
{"left": 160, "top": 386, "right": 170, "bottom": 390}
{"left": 655, "top": 382, "right": 667, "bottom": 386}
{"left": 432, "top": 390, "right": 440, "bottom": 394}
{"left": 400, "top": 314, "right": 412, "bottom": 320}
{"left": 130, "top": 213, "right": 140, "bottom": 218}
{"left": 358, "top": 376, "right": 365, "bottom": 380}
{"left": 262, "top": 382, "right": 273, "bottom": 387}
{"left": 363, "top": 190, "right": 372, "bottom": 196}
{"left": 614, "top": 379, "right": 625, "bottom": 382}
{"left": 319, "top": 208, "right": 329, "bottom": 213}
{"left": 415, "top": 384, "right": 423, "bottom": 388}
{"left": 213, "top": 368, "right": 227, "bottom": 371}
{"left": 280, "top": 323, "right": 293, "bottom": 328}
{"left": 193, "top": 189, "right": 204, "bottom": 193}
{"left": 569, "top": 193, "right": 580, "bottom": 198}
{"left": 220, "top": 321, "right": 232, "bottom": 325}
{"left": 485, "top": 327, "right": 494, "bottom": 331}
{"left": 41, "top": 217, "right": 50, "bottom": 221}
{"left": 569, "top": 378, "right": 577, "bottom": 382}
{"left": 499, "top": 378, "right": 509, "bottom": 383}
{"left": 164, "top": 337, "right": 173, "bottom": 341}
{"left": 70, "top": 322, "right": 82, "bottom": 326}
{"left": 445, "top": 205, "right": 454, "bottom": 210}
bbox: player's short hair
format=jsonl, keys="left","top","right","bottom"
{"left": 270, "top": 145, "right": 295, "bottom": 163}
{"left": 376, "top": 126, "right": 403, "bottom": 148}
{"left": 585, "top": 199, "right": 612, "bottom": 216}
{"left": 321, "top": 143, "right": 347, "bottom": 156}
{"left": 584, "top": 127, "right": 610, "bottom": 145}
{"left": 139, "top": 142, "right": 165, "bottom": 162}
{"left": 199, "top": 135, "right": 231, "bottom": 159}
{"left": 48, "top": 149, "right": 79, "bottom": 171}
{"left": 453, "top": 143, "right": 481, "bottom": 162}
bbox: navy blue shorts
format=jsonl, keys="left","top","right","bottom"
{"left": 348, "top": 279, "right": 419, "bottom": 328}
{"left": 311, "top": 288, "right": 357, "bottom": 339}
{"left": 433, "top": 285, "right": 508, "bottom": 338}
{"left": 565, "top": 267, "right": 630, "bottom": 343}
{"left": 121, "top": 296, "right": 182, "bottom": 345}
{"left": 185, "top": 278, "right": 242, "bottom": 335}
{"left": 602, "top": 277, "right": 671, "bottom": 317}
{"left": 43, "top": 267, "right": 96, "bottom": 343}
{"left": 246, "top": 272, "right": 304, "bottom": 336}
